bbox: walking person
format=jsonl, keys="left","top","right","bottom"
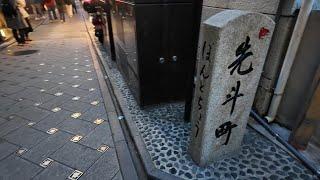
{"left": 64, "top": 0, "right": 73, "bottom": 18}
{"left": 0, "top": 0, "right": 28, "bottom": 46}
{"left": 71, "top": 0, "right": 77, "bottom": 14}
{"left": 44, "top": 0, "right": 57, "bottom": 22}
{"left": 30, "top": 0, "right": 46, "bottom": 20}
{"left": 55, "top": 0, "right": 66, "bottom": 22}
{"left": 16, "top": 0, "right": 33, "bottom": 41}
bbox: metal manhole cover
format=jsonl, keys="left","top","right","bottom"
{"left": 7, "top": 50, "right": 39, "bottom": 56}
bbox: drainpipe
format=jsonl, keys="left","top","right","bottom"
{"left": 265, "top": 0, "right": 314, "bottom": 123}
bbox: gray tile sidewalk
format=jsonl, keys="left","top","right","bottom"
{"left": 0, "top": 8, "right": 122, "bottom": 180}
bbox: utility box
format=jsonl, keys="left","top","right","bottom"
{"left": 110, "top": 0, "right": 200, "bottom": 106}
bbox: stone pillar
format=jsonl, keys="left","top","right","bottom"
{"left": 189, "top": 10, "right": 275, "bottom": 166}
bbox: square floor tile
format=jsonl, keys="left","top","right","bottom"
{"left": 33, "top": 110, "right": 71, "bottom": 131}
{"left": 4, "top": 126, "right": 49, "bottom": 149}
{"left": 61, "top": 101, "right": 91, "bottom": 113}
{"left": 33, "top": 161, "right": 74, "bottom": 180}
{"left": 39, "top": 94, "right": 73, "bottom": 110}
{"left": 80, "top": 148, "right": 119, "bottom": 179}
{"left": 50, "top": 142, "right": 101, "bottom": 171}
{"left": 0, "top": 139, "right": 18, "bottom": 160}
{"left": 80, "top": 106, "right": 108, "bottom": 123}
{"left": 15, "top": 107, "right": 51, "bottom": 122}
{"left": 80, "top": 123, "right": 114, "bottom": 149}
{"left": 23, "top": 131, "right": 72, "bottom": 164}
{"left": 58, "top": 119, "right": 96, "bottom": 136}
{"left": 0, "top": 155, "right": 42, "bottom": 179}
{"left": 0, "top": 116, "right": 28, "bottom": 137}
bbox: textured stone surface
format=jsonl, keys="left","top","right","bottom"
{"left": 96, "top": 30, "right": 317, "bottom": 179}
{"left": 0, "top": 155, "right": 42, "bottom": 179}
{"left": 4, "top": 126, "right": 49, "bottom": 149}
{"left": 203, "top": 0, "right": 280, "bottom": 15}
{"left": 33, "top": 161, "right": 74, "bottom": 180}
{"left": 190, "top": 10, "right": 275, "bottom": 166}
{"left": 51, "top": 142, "right": 102, "bottom": 171}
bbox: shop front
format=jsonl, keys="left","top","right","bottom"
{"left": 0, "top": 12, "right": 13, "bottom": 44}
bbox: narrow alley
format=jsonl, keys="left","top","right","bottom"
{"left": 0, "top": 8, "right": 123, "bottom": 180}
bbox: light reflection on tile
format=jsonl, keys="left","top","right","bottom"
{"left": 40, "top": 89, "right": 46, "bottom": 92}
{"left": 74, "top": 69, "right": 78, "bottom": 71}
{"left": 90, "top": 101, "right": 99, "bottom": 106}
{"left": 58, "top": 82, "right": 64, "bottom": 85}
{"left": 47, "top": 128, "right": 58, "bottom": 134}
{"left": 52, "top": 107, "right": 61, "bottom": 112}
{"left": 71, "top": 112, "right": 81, "bottom": 119}
{"left": 44, "top": 80, "right": 49, "bottom": 82}
{"left": 97, "top": 145, "right": 109, "bottom": 153}
{"left": 73, "top": 76, "right": 79, "bottom": 79}
{"left": 68, "top": 170, "right": 83, "bottom": 180}
{"left": 94, "top": 118, "right": 104, "bottom": 125}
{"left": 86, "top": 71, "right": 91, "bottom": 73}
{"left": 89, "top": 88, "right": 95, "bottom": 92}
{"left": 54, "top": 92, "right": 63, "bottom": 96}
{"left": 70, "top": 135, "right": 82, "bottom": 142}
{"left": 87, "top": 78, "right": 93, "bottom": 81}
{"left": 72, "top": 96, "right": 80, "bottom": 101}
{"left": 40, "top": 158, "right": 54, "bottom": 168}
{"left": 72, "top": 85, "right": 80, "bottom": 88}
{"left": 34, "top": 103, "right": 41, "bottom": 106}
{"left": 28, "top": 122, "right": 36, "bottom": 126}
{"left": 16, "top": 148, "right": 28, "bottom": 155}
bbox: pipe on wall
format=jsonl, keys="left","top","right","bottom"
{"left": 250, "top": 109, "right": 320, "bottom": 178}
{"left": 265, "top": 0, "right": 314, "bottom": 123}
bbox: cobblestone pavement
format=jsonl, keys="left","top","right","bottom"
{"left": 0, "top": 11, "right": 122, "bottom": 180}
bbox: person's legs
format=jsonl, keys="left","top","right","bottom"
{"left": 48, "top": 8, "right": 54, "bottom": 20}
{"left": 18, "top": 29, "right": 26, "bottom": 43}
{"left": 12, "top": 29, "right": 21, "bottom": 43}
{"left": 59, "top": 12, "right": 65, "bottom": 22}
{"left": 52, "top": 7, "right": 58, "bottom": 19}
{"left": 72, "top": 2, "right": 77, "bottom": 14}
{"left": 30, "top": 4, "right": 38, "bottom": 19}
{"left": 35, "top": 4, "right": 44, "bottom": 17}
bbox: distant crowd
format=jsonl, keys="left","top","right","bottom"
{"left": 0, "top": 0, "right": 77, "bottom": 46}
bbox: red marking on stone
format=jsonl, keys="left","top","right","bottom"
{"left": 259, "top": 27, "right": 270, "bottom": 39}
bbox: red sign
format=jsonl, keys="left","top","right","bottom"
{"left": 259, "top": 27, "right": 270, "bottom": 39}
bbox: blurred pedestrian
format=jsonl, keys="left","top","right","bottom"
{"left": 65, "top": 0, "right": 73, "bottom": 18}
{"left": 30, "top": 0, "right": 46, "bottom": 20}
{"left": 71, "top": 0, "right": 77, "bottom": 14}
{"left": 44, "top": 0, "right": 57, "bottom": 22}
{"left": 55, "top": 0, "right": 66, "bottom": 22}
{"left": 16, "top": 0, "right": 33, "bottom": 41}
{"left": 0, "top": 0, "right": 28, "bottom": 46}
